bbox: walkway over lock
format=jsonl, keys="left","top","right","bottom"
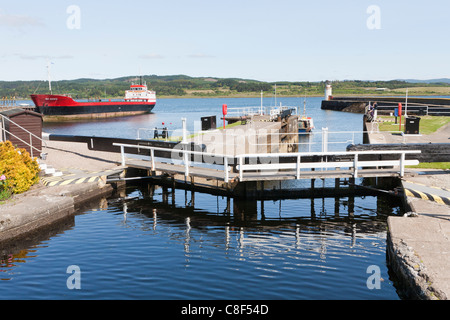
{"left": 113, "top": 142, "right": 421, "bottom": 185}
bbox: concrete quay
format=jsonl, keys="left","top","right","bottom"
{"left": 191, "top": 114, "right": 298, "bottom": 155}
{"left": 366, "top": 121, "right": 450, "bottom": 299}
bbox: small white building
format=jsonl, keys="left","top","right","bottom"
{"left": 324, "top": 81, "right": 332, "bottom": 100}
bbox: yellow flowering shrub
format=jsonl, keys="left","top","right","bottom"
{"left": 0, "top": 141, "right": 40, "bottom": 194}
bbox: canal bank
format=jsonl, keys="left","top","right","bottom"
{"left": 0, "top": 182, "right": 117, "bottom": 246}
{"left": 387, "top": 171, "right": 450, "bottom": 300}
{"left": 365, "top": 120, "right": 450, "bottom": 299}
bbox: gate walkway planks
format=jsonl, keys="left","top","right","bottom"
{"left": 115, "top": 143, "right": 421, "bottom": 185}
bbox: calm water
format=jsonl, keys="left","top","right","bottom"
{"left": 40, "top": 96, "right": 365, "bottom": 151}
{"left": 1, "top": 97, "right": 405, "bottom": 300}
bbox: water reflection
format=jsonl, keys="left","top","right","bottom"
{"left": 0, "top": 215, "right": 75, "bottom": 281}
{"left": 0, "top": 182, "right": 403, "bottom": 299}
{"left": 0, "top": 192, "right": 112, "bottom": 281}
{"left": 109, "top": 183, "right": 402, "bottom": 260}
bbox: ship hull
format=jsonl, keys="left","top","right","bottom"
{"left": 30, "top": 94, "right": 155, "bottom": 121}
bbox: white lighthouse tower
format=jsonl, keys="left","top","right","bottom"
{"left": 324, "top": 81, "right": 332, "bottom": 101}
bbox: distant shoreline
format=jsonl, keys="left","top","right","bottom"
{"left": 3, "top": 75, "right": 449, "bottom": 101}
{"left": 11, "top": 90, "right": 450, "bottom": 101}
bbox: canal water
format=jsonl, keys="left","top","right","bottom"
{"left": 1, "top": 97, "right": 404, "bottom": 299}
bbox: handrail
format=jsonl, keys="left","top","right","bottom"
{"left": 236, "top": 149, "right": 421, "bottom": 158}
{"left": 112, "top": 142, "right": 421, "bottom": 182}
{"left": 113, "top": 142, "right": 232, "bottom": 181}
{"left": 236, "top": 150, "right": 421, "bottom": 180}
{"left": 0, "top": 114, "right": 47, "bottom": 158}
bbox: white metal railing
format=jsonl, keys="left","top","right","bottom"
{"left": 0, "top": 114, "right": 47, "bottom": 158}
{"left": 133, "top": 125, "right": 431, "bottom": 155}
{"left": 236, "top": 150, "right": 420, "bottom": 180}
{"left": 226, "top": 105, "right": 298, "bottom": 119}
{"left": 113, "top": 142, "right": 421, "bottom": 182}
{"left": 113, "top": 143, "right": 233, "bottom": 182}
{"left": 226, "top": 106, "right": 262, "bottom": 116}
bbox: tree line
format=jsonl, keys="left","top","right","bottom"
{"left": 0, "top": 75, "right": 448, "bottom": 99}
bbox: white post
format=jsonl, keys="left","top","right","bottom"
{"left": 405, "top": 89, "right": 408, "bottom": 118}
{"left": 400, "top": 153, "right": 405, "bottom": 177}
{"left": 353, "top": 153, "right": 358, "bottom": 178}
{"left": 182, "top": 117, "right": 187, "bottom": 143}
{"left": 224, "top": 156, "right": 229, "bottom": 183}
{"left": 260, "top": 90, "right": 263, "bottom": 115}
{"left": 184, "top": 150, "right": 189, "bottom": 177}
{"left": 150, "top": 148, "right": 155, "bottom": 171}
{"left": 322, "top": 127, "right": 328, "bottom": 152}
{"left": 120, "top": 145, "right": 126, "bottom": 166}
{"left": 296, "top": 154, "right": 301, "bottom": 179}
{"left": 239, "top": 156, "right": 243, "bottom": 180}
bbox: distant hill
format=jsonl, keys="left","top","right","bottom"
{"left": 0, "top": 74, "right": 274, "bottom": 99}
{"left": 396, "top": 78, "right": 450, "bottom": 84}
{"left": 0, "top": 75, "right": 448, "bottom": 99}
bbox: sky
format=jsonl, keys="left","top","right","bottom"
{"left": 0, "top": 0, "right": 449, "bottom": 82}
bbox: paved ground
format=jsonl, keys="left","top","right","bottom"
{"left": 402, "top": 172, "right": 450, "bottom": 206}
{"left": 367, "top": 119, "right": 450, "bottom": 299}
{"left": 38, "top": 139, "right": 124, "bottom": 185}
{"left": 42, "top": 139, "right": 122, "bottom": 172}
{"left": 392, "top": 170, "right": 450, "bottom": 299}
{"left": 367, "top": 120, "right": 450, "bottom": 144}
{"left": 188, "top": 115, "right": 282, "bottom": 155}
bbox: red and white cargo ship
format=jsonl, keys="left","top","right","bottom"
{"left": 30, "top": 78, "right": 156, "bottom": 120}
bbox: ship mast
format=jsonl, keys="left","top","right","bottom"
{"left": 46, "top": 60, "right": 53, "bottom": 94}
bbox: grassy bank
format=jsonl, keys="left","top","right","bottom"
{"left": 376, "top": 115, "right": 450, "bottom": 170}
{"left": 158, "top": 86, "right": 450, "bottom": 99}
{"left": 407, "top": 162, "right": 450, "bottom": 170}
{"left": 377, "top": 115, "right": 450, "bottom": 135}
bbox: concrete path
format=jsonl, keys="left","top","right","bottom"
{"left": 390, "top": 170, "right": 450, "bottom": 299}
{"left": 366, "top": 121, "right": 450, "bottom": 144}
{"left": 366, "top": 119, "right": 450, "bottom": 299}
{"left": 42, "top": 139, "right": 122, "bottom": 172}
{"left": 389, "top": 170, "right": 450, "bottom": 299}
{"left": 188, "top": 115, "right": 282, "bottom": 156}
{"left": 39, "top": 139, "right": 124, "bottom": 185}
{"left": 402, "top": 173, "right": 450, "bottom": 206}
